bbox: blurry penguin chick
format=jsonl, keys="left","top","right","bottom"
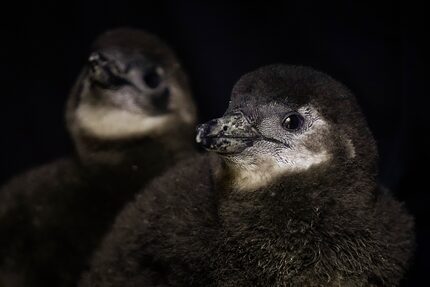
{"left": 67, "top": 28, "right": 196, "bottom": 169}
{"left": 0, "top": 28, "right": 196, "bottom": 287}
{"left": 79, "top": 64, "right": 414, "bottom": 287}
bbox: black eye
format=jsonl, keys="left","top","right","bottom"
{"left": 282, "top": 113, "right": 304, "bottom": 131}
{"left": 143, "top": 67, "right": 162, "bottom": 89}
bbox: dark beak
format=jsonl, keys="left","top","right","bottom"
{"left": 88, "top": 51, "right": 124, "bottom": 87}
{"left": 196, "top": 111, "right": 260, "bottom": 154}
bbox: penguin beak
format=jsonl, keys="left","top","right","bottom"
{"left": 196, "top": 111, "right": 260, "bottom": 154}
{"left": 88, "top": 51, "right": 123, "bottom": 87}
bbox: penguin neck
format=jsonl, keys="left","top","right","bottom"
{"left": 216, "top": 158, "right": 378, "bottom": 241}
{"left": 72, "top": 130, "right": 194, "bottom": 187}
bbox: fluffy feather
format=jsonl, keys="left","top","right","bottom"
{"left": 80, "top": 64, "right": 414, "bottom": 286}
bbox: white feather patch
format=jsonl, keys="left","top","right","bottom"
{"left": 231, "top": 149, "right": 330, "bottom": 192}
{"left": 75, "top": 103, "right": 174, "bottom": 139}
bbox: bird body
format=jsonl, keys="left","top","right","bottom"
{"left": 80, "top": 154, "right": 413, "bottom": 286}
{"left": 0, "top": 28, "right": 196, "bottom": 287}
{"left": 81, "top": 64, "right": 414, "bottom": 287}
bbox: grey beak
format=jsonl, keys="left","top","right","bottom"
{"left": 196, "top": 111, "right": 260, "bottom": 154}
{"left": 88, "top": 51, "right": 122, "bottom": 86}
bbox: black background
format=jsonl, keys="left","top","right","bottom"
{"left": 0, "top": 1, "right": 426, "bottom": 285}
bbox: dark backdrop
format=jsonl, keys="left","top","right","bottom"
{"left": 0, "top": 1, "right": 426, "bottom": 285}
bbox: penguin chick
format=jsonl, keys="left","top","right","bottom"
{"left": 0, "top": 28, "right": 196, "bottom": 287}
{"left": 67, "top": 27, "right": 196, "bottom": 172}
{"left": 79, "top": 64, "right": 414, "bottom": 287}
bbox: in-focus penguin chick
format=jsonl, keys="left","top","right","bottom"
{"left": 80, "top": 64, "right": 414, "bottom": 287}
{"left": 0, "top": 28, "right": 196, "bottom": 287}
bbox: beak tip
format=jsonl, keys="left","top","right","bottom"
{"left": 195, "top": 124, "right": 206, "bottom": 144}
{"left": 195, "top": 132, "right": 202, "bottom": 144}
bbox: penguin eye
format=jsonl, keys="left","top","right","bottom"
{"left": 282, "top": 113, "right": 304, "bottom": 131}
{"left": 143, "top": 67, "right": 162, "bottom": 89}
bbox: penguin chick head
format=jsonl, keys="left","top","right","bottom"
{"left": 197, "top": 64, "right": 377, "bottom": 191}
{"left": 67, "top": 28, "right": 196, "bottom": 142}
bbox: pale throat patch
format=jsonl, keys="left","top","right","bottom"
{"left": 228, "top": 149, "right": 330, "bottom": 192}
{"left": 73, "top": 79, "right": 196, "bottom": 140}
{"left": 75, "top": 103, "right": 175, "bottom": 139}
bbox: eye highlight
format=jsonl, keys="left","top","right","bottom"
{"left": 282, "top": 112, "right": 304, "bottom": 131}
